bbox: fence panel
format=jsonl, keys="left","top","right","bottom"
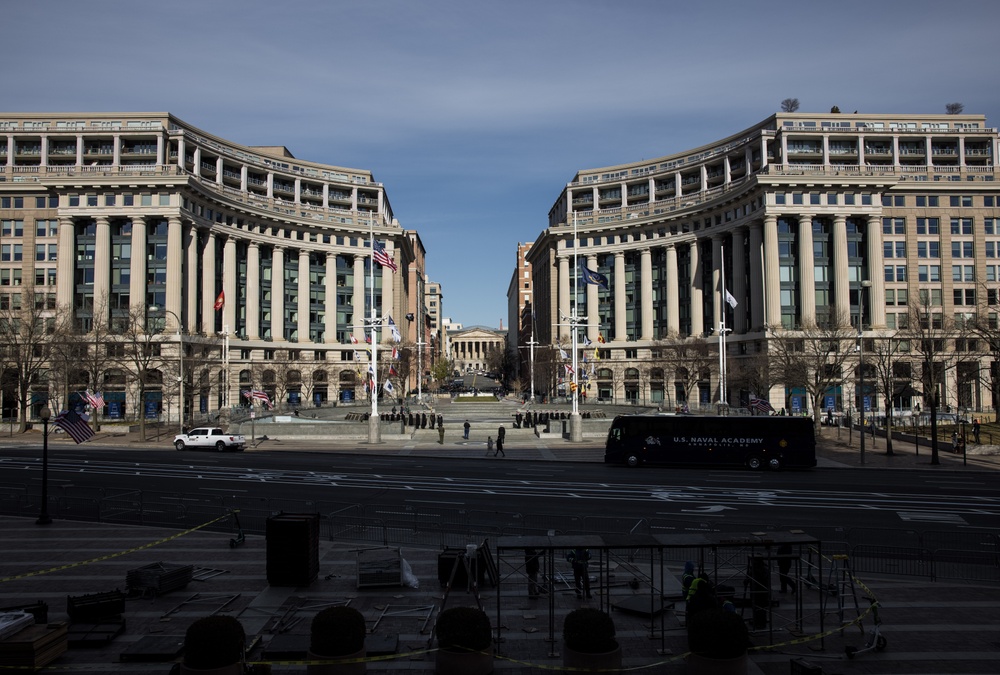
{"left": 932, "top": 548, "right": 1000, "bottom": 583}
{"left": 850, "top": 544, "right": 931, "bottom": 578}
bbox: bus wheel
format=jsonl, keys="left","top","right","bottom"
{"left": 767, "top": 458, "right": 782, "bottom": 471}
{"left": 746, "top": 455, "right": 763, "bottom": 470}
{"left": 626, "top": 454, "right": 641, "bottom": 468}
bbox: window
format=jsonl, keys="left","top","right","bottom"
{"left": 952, "top": 265, "right": 974, "bottom": 282}
{"left": 917, "top": 241, "right": 940, "bottom": 258}
{"left": 883, "top": 241, "right": 906, "bottom": 258}
{"left": 882, "top": 217, "right": 905, "bottom": 234}
{"left": 916, "top": 218, "right": 939, "bottom": 234}
{"left": 918, "top": 265, "right": 941, "bottom": 282}
{"left": 885, "top": 265, "right": 907, "bottom": 282}
{"left": 949, "top": 195, "right": 973, "bottom": 207}
{"left": 916, "top": 195, "right": 939, "bottom": 207}
{"left": 951, "top": 241, "right": 974, "bottom": 258}
{"left": 954, "top": 289, "right": 976, "bottom": 306}
{"left": 950, "top": 218, "right": 973, "bottom": 235}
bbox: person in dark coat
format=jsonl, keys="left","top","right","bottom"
{"left": 777, "top": 543, "right": 796, "bottom": 594}
{"left": 567, "top": 548, "right": 591, "bottom": 599}
{"left": 525, "top": 548, "right": 542, "bottom": 597}
{"left": 495, "top": 425, "right": 506, "bottom": 456}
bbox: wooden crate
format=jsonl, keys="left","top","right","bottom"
{"left": 0, "top": 622, "right": 68, "bottom": 670}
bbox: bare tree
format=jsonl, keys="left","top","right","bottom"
{"left": 899, "top": 294, "right": 975, "bottom": 464}
{"left": 781, "top": 98, "right": 800, "bottom": 113}
{"left": 768, "top": 317, "right": 857, "bottom": 429}
{"left": 0, "top": 296, "right": 66, "bottom": 432}
{"left": 729, "top": 352, "right": 774, "bottom": 411}
{"left": 430, "top": 357, "right": 454, "bottom": 391}
{"left": 114, "top": 304, "right": 166, "bottom": 442}
{"left": 865, "top": 330, "right": 909, "bottom": 455}
{"left": 656, "top": 338, "right": 715, "bottom": 410}
{"left": 945, "top": 102, "right": 965, "bottom": 115}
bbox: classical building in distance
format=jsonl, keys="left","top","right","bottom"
{"left": 526, "top": 112, "right": 1000, "bottom": 414}
{"left": 0, "top": 112, "right": 422, "bottom": 419}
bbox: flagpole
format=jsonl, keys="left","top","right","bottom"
{"left": 368, "top": 212, "right": 380, "bottom": 443}
{"left": 569, "top": 215, "right": 582, "bottom": 441}
{"left": 720, "top": 247, "right": 727, "bottom": 408}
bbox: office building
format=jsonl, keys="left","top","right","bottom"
{"left": 0, "top": 112, "right": 419, "bottom": 419}
{"left": 526, "top": 112, "right": 1000, "bottom": 413}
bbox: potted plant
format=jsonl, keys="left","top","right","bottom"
{"left": 307, "top": 605, "right": 368, "bottom": 674}
{"left": 562, "top": 607, "right": 622, "bottom": 672}
{"left": 181, "top": 615, "right": 246, "bottom": 675}
{"left": 686, "top": 607, "right": 751, "bottom": 675}
{"left": 434, "top": 605, "right": 493, "bottom": 675}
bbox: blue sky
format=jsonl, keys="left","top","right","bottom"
{"left": 7, "top": 0, "right": 1000, "bottom": 328}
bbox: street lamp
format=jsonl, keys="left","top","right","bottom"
{"left": 36, "top": 407, "right": 52, "bottom": 525}
{"left": 152, "top": 307, "right": 184, "bottom": 434}
{"left": 859, "top": 280, "right": 872, "bottom": 465}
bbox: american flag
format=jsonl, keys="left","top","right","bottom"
{"left": 83, "top": 390, "right": 105, "bottom": 410}
{"left": 53, "top": 409, "right": 94, "bottom": 444}
{"left": 245, "top": 390, "right": 272, "bottom": 409}
{"left": 749, "top": 397, "right": 775, "bottom": 414}
{"left": 372, "top": 240, "right": 397, "bottom": 273}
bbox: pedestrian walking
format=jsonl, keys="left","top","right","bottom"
{"left": 437, "top": 425, "right": 445, "bottom": 445}
{"left": 495, "top": 425, "right": 505, "bottom": 456}
{"left": 567, "top": 548, "right": 591, "bottom": 599}
{"left": 463, "top": 420, "right": 470, "bottom": 439}
{"left": 486, "top": 436, "right": 493, "bottom": 456}
{"left": 525, "top": 548, "right": 542, "bottom": 597}
{"left": 777, "top": 543, "right": 797, "bottom": 594}
{"left": 973, "top": 418, "right": 981, "bottom": 444}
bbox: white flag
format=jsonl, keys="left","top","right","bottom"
{"left": 725, "top": 289, "right": 738, "bottom": 309}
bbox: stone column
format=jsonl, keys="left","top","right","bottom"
{"left": 711, "top": 235, "right": 723, "bottom": 334}
{"left": 246, "top": 243, "right": 260, "bottom": 340}
{"left": 129, "top": 216, "right": 147, "bottom": 315}
{"left": 353, "top": 254, "right": 366, "bottom": 342}
{"left": 166, "top": 217, "right": 184, "bottom": 331}
{"left": 749, "top": 221, "right": 764, "bottom": 331}
{"left": 224, "top": 236, "right": 237, "bottom": 334}
{"left": 613, "top": 251, "right": 626, "bottom": 341}
{"left": 798, "top": 215, "right": 816, "bottom": 327}
{"left": 558, "top": 255, "right": 570, "bottom": 342}
{"left": 298, "top": 249, "right": 310, "bottom": 342}
{"left": 832, "top": 214, "right": 850, "bottom": 327}
{"left": 732, "top": 228, "right": 747, "bottom": 334}
{"left": 640, "top": 248, "right": 653, "bottom": 340}
{"left": 666, "top": 244, "right": 679, "bottom": 336}
{"left": 94, "top": 216, "right": 111, "bottom": 314}
{"left": 763, "top": 215, "right": 781, "bottom": 328}
{"left": 56, "top": 217, "right": 75, "bottom": 309}
{"left": 271, "top": 246, "right": 285, "bottom": 341}
{"left": 325, "top": 252, "right": 338, "bottom": 344}
{"left": 185, "top": 227, "right": 198, "bottom": 330}
{"left": 865, "top": 216, "right": 886, "bottom": 328}
{"left": 201, "top": 231, "right": 217, "bottom": 335}
{"left": 586, "top": 254, "right": 599, "bottom": 343}
{"left": 689, "top": 240, "right": 704, "bottom": 336}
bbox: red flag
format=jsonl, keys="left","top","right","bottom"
{"left": 214, "top": 290, "right": 225, "bottom": 311}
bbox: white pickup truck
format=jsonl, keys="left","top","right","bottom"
{"left": 173, "top": 427, "right": 247, "bottom": 452}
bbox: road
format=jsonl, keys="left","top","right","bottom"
{"left": 3, "top": 444, "right": 998, "bottom": 536}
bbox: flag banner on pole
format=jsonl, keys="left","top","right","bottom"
{"left": 392, "top": 346, "right": 400, "bottom": 360}
{"left": 350, "top": 335, "right": 358, "bottom": 345}
{"left": 354, "top": 351, "right": 361, "bottom": 362}
{"left": 250, "top": 390, "right": 271, "bottom": 408}
{"left": 580, "top": 262, "right": 610, "bottom": 290}
{"left": 749, "top": 397, "right": 774, "bottom": 414}
{"left": 53, "top": 409, "right": 94, "bottom": 444}
{"left": 388, "top": 315, "right": 402, "bottom": 343}
{"left": 583, "top": 337, "right": 592, "bottom": 347}
{"left": 597, "top": 334, "right": 605, "bottom": 343}
{"left": 559, "top": 348, "right": 569, "bottom": 360}
{"left": 593, "top": 348, "right": 600, "bottom": 360}
{"left": 384, "top": 380, "right": 395, "bottom": 395}
{"left": 388, "top": 364, "right": 398, "bottom": 377}
{"left": 372, "top": 240, "right": 398, "bottom": 272}
{"left": 725, "top": 289, "right": 738, "bottom": 308}
{"left": 83, "top": 390, "right": 105, "bottom": 409}
{"left": 564, "top": 364, "right": 574, "bottom": 376}
{"left": 214, "top": 290, "right": 225, "bottom": 311}
{"left": 365, "top": 333, "right": 371, "bottom": 344}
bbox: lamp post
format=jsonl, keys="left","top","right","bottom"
{"left": 152, "top": 307, "right": 184, "bottom": 434}
{"left": 36, "top": 407, "right": 52, "bottom": 525}
{"left": 858, "top": 280, "right": 871, "bottom": 465}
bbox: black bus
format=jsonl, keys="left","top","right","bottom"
{"left": 604, "top": 414, "right": 816, "bottom": 470}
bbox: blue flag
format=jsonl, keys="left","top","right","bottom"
{"left": 581, "top": 263, "right": 609, "bottom": 290}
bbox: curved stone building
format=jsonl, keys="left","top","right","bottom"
{"left": 528, "top": 112, "right": 1000, "bottom": 414}
{"left": 0, "top": 112, "right": 423, "bottom": 419}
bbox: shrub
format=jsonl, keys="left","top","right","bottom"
{"left": 687, "top": 607, "right": 750, "bottom": 659}
{"left": 310, "top": 606, "right": 367, "bottom": 656}
{"left": 184, "top": 615, "right": 245, "bottom": 669}
{"left": 434, "top": 606, "right": 492, "bottom": 652}
{"left": 563, "top": 607, "right": 618, "bottom": 654}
